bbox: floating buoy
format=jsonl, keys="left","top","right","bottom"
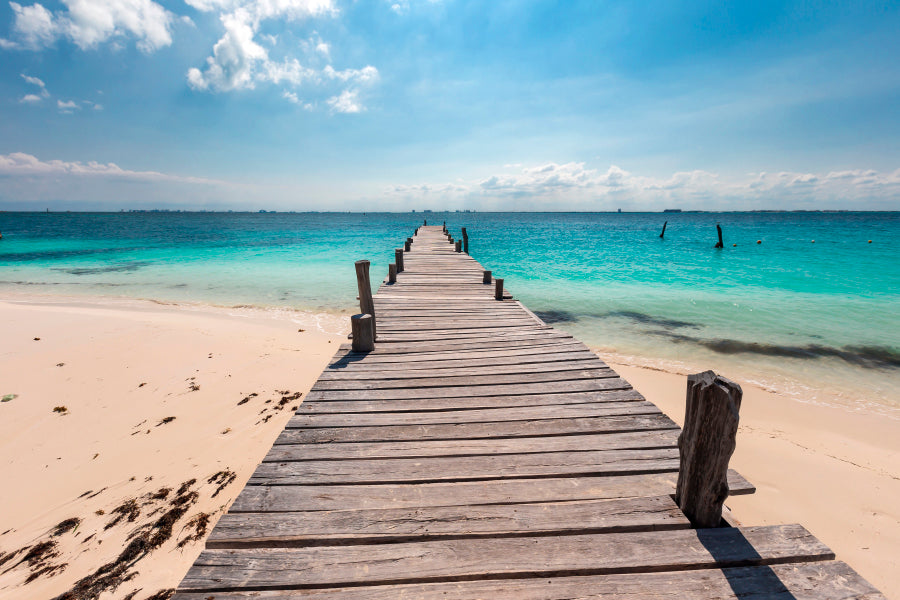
{"left": 733, "top": 243, "right": 737, "bottom": 247}
{"left": 868, "top": 240, "right": 872, "bottom": 243}
{"left": 811, "top": 240, "right": 815, "bottom": 243}
{"left": 756, "top": 240, "right": 762, "bottom": 244}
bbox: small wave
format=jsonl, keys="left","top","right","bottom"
{"left": 52, "top": 260, "right": 153, "bottom": 275}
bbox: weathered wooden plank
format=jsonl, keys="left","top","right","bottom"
{"left": 328, "top": 344, "right": 594, "bottom": 364}
{"left": 265, "top": 430, "right": 679, "bottom": 461}
{"left": 311, "top": 368, "right": 614, "bottom": 391}
{"left": 248, "top": 447, "right": 680, "bottom": 485}
{"left": 177, "top": 525, "right": 833, "bottom": 592}
{"left": 298, "top": 389, "right": 644, "bottom": 413}
{"left": 289, "top": 401, "right": 664, "bottom": 428}
{"left": 300, "top": 378, "right": 639, "bottom": 400}
{"left": 279, "top": 414, "right": 675, "bottom": 444}
{"left": 231, "top": 470, "right": 755, "bottom": 513}
{"left": 172, "top": 561, "right": 887, "bottom": 600}
{"left": 207, "top": 495, "right": 689, "bottom": 547}
{"left": 317, "top": 359, "right": 607, "bottom": 380}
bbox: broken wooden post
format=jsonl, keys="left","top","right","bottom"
{"left": 462, "top": 227, "right": 469, "bottom": 254}
{"left": 494, "top": 278, "right": 504, "bottom": 300}
{"left": 660, "top": 221, "right": 667, "bottom": 239}
{"left": 395, "top": 248, "right": 404, "bottom": 273}
{"left": 350, "top": 314, "right": 375, "bottom": 352}
{"left": 455, "top": 240, "right": 462, "bottom": 252}
{"left": 715, "top": 224, "right": 724, "bottom": 248}
{"left": 354, "top": 260, "right": 375, "bottom": 338}
{"left": 675, "top": 370, "right": 742, "bottom": 528}
{"left": 483, "top": 270, "right": 491, "bottom": 284}
{"left": 388, "top": 263, "right": 397, "bottom": 284}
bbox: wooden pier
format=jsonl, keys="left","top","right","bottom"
{"left": 174, "top": 226, "right": 883, "bottom": 599}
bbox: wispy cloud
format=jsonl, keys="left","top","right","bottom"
{"left": 57, "top": 99, "right": 80, "bottom": 113}
{"left": 0, "top": 152, "right": 223, "bottom": 184}
{"left": 20, "top": 93, "right": 43, "bottom": 103}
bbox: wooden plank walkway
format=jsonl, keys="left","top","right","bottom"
{"left": 174, "top": 226, "right": 884, "bottom": 599}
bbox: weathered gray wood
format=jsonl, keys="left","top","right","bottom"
{"left": 349, "top": 314, "right": 375, "bottom": 353}
{"left": 387, "top": 262, "right": 396, "bottom": 283}
{"left": 231, "top": 470, "right": 756, "bottom": 513}
{"left": 178, "top": 525, "right": 833, "bottom": 591}
{"left": 208, "top": 495, "right": 688, "bottom": 547}
{"left": 395, "top": 247, "right": 404, "bottom": 272}
{"left": 311, "top": 367, "right": 614, "bottom": 391}
{"left": 172, "top": 561, "right": 886, "bottom": 600}
{"left": 495, "top": 277, "right": 504, "bottom": 300}
{"left": 278, "top": 414, "right": 677, "bottom": 444}
{"left": 265, "top": 430, "right": 679, "bottom": 461}
{"left": 354, "top": 260, "right": 375, "bottom": 338}
{"left": 676, "top": 370, "right": 742, "bottom": 528}
{"left": 455, "top": 240, "right": 462, "bottom": 252}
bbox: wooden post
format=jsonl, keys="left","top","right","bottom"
{"left": 395, "top": 248, "right": 404, "bottom": 273}
{"left": 388, "top": 263, "right": 397, "bottom": 284}
{"left": 354, "top": 260, "right": 375, "bottom": 338}
{"left": 455, "top": 240, "right": 462, "bottom": 252}
{"left": 675, "top": 370, "right": 742, "bottom": 528}
{"left": 405, "top": 239, "right": 411, "bottom": 252}
{"left": 462, "top": 227, "right": 469, "bottom": 254}
{"left": 494, "top": 278, "right": 504, "bottom": 300}
{"left": 715, "top": 224, "right": 724, "bottom": 248}
{"left": 483, "top": 270, "right": 491, "bottom": 284}
{"left": 660, "top": 221, "right": 667, "bottom": 239}
{"left": 350, "top": 314, "right": 375, "bottom": 352}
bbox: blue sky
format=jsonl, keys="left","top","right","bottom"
{"left": 1, "top": 0, "right": 899, "bottom": 210}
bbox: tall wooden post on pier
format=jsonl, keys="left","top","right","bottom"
{"left": 676, "top": 370, "right": 742, "bottom": 528}
{"left": 388, "top": 263, "right": 397, "bottom": 284}
{"left": 462, "top": 227, "right": 469, "bottom": 254}
{"left": 354, "top": 260, "right": 375, "bottom": 339}
{"left": 395, "top": 248, "right": 404, "bottom": 273}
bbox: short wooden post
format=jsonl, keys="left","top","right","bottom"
{"left": 354, "top": 260, "right": 375, "bottom": 338}
{"left": 462, "top": 227, "right": 469, "bottom": 254}
{"left": 494, "top": 278, "right": 504, "bottom": 300}
{"left": 404, "top": 239, "right": 411, "bottom": 252}
{"left": 395, "top": 248, "right": 404, "bottom": 273}
{"left": 388, "top": 263, "right": 397, "bottom": 283}
{"left": 455, "top": 240, "right": 462, "bottom": 252}
{"left": 483, "top": 270, "right": 491, "bottom": 284}
{"left": 350, "top": 314, "right": 375, "bottom": 352}
{"left": 675, "top": 370, "right": 742, "bottom": 528}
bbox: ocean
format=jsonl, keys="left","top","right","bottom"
{"left": 1, "top": 211, "right": 897, "bottom": 414}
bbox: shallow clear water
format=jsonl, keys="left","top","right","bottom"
{"left": 1, "top": 211, "right": 897, "bottom": 412}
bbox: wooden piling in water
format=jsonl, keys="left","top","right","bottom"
{"left": 660, "top": 221, "right": 667, "bottom": 239}
{"left": 676, "top": 371, "right": 742, "bottom": 528}
{"left": 494, "top": 277, "right": 504, "bottom": 300}
{"left": 350, "top": 313, "right": 375, "bottom": 352}
{"left": 715, "top": 224, "right": 724, "bottom": 248}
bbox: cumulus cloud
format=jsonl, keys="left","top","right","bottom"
{"left": 20, "top": 93, "right": 43, "bottom": 103}
{"left": 5, "top": 0, "right": 177, "bottom": 52}
{"left": 57, "top": 99, "right": 80, "bottom": 112}
{"left": 385, "top": 163, "right": 900, "bottom": 210}
{"left": 185, "top": 0, "right": 377, "bottom": 111}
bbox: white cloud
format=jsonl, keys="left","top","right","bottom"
{"left": 326, "top": 88, "right": 362, "bottom": 113}
{"left": 0, "top": 151, "right": 221, "bottom": 184}
{"left": 57, "top": 99, "right": 80, "bottom": 112}
{"left": 385, "top": 163, "right": 900, "bottom": 210}
{"left": 20, "top": 93, "right": 43, "bottom": 103}
{"left": 186, "top": 0, "right": 376, "bottom": 111}
{"left": 6, "top": 0, "right": 177, "bottom": 52}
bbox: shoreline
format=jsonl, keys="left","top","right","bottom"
{"left": 608, "top": 360, "right": 900, "bottom": 599}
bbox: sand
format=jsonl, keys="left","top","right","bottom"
{"left": 0, "top": 295, "right": 342, "bottom": 600}
{"left": 609, "top": 361, "right": 900, "bottom": 599}
{"left": 1, "top": 294, "right": 897, "bottom": 599}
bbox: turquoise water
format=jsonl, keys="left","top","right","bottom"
{"left": 1, "top": 211, "right": 897, "bottom": 411}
